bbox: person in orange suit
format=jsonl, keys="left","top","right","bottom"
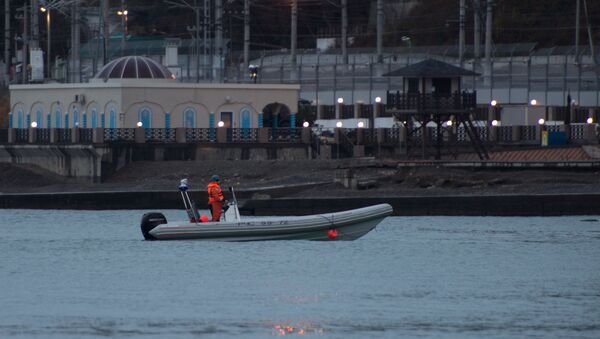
{"left": 207, "top": 175, "right": 225, "bottom": 222}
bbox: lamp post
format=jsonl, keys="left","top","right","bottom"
{"left": 525, "top": 99, "right": 537, "bottom": 125}
{"left": 40, "top": 6, "right": 50, "bottom": 79}
{"left": 117, "top": 6, "right": 128, "bottom": 56}
{"left": 401, "top": 36, "right": 411, "bottom": 63}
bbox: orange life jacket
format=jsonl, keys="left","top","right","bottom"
{"left": 207, "top": 181, "right": 224, "bottom": 204}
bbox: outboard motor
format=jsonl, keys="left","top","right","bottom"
{"left": 140, "top": 212, "right": 167, "bottom": 240}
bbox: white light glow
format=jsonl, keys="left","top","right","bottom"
{"left": 491, "top": 120, "right": 499, "bottom": 126}
{"left": 538, "top": 118, "right": 545, "bottom": 125}
{"left": 446, "top": 120, "right": 453, "bottom": 127}
{"left": 337, "top": 97, "right": 344, "bottom": 104}
{"left": 357, "top": 121, "right": 365, "bottom": 128}
{"left": 587, "top": 117, "right": 594, "bottom": 124}
{"left": 217, "top": 121, "right": 225, "bottom": 127}
{"left": 490, "top": 100, "right": 497, "bottom": 106}
{"left": 136, "top": 121, "right": 143, "bottom": 127}
{"left": 302, "top": 121, "right": 309, "bottom": 128}
{"left": 530, "top": 99, "right": 537, "bottom": 105}
{"left": 31, "top": 121, "right": 38, "bottom": 128}
{"left": 375, "top": 96, "right": 382, "bottom": 103}
{"left": 336, "top": 121, "right": 343, "bottom": 128}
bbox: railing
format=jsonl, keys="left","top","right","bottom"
{"left": 36, "top": 128, "right": 51, "bottom": 144}
{"left": 520, "top": 126, "right": 537, "bottom": 141}
{"left": 381, "top": 127, "right": 401, "bottom": 144}
{"left": 321, "top": 105, "right": 336, "bottom": 119}
{"left": 79, "top": 128, "right": 93, "bottom": 143}
{"left": 104, "top": 128, "right": 135, "bottom": 142}
{"left": 571, "top": 124, "right": 585, "bottom": 140}
{"left": 360, "top": 104, "right": 373, "bottom": 118}
{"left": 386, "top": 91, "right": 477, "bottom": 111}
{"left": 57, "top": 128, "right": 72, "bottom": 144}
{"left": 15, "top": 129, "right": 29, "bottom": 143}
{"left": 341, "top": 105, "right": 354, "bottom": 119}
{"left": 231, "top": 128, "right": 259, "bottom": 143}
{"left": 0, "top": 129, "right": 7, "bottom": 143}
{"left": 270, "top": 128, "right": 302, "bottom": 143}
{"left": 145, "top": 128, "right": 176, "bottom": 143}
{"left": 497, "top": 126, "right": 513, "bottom": 142}
{"left": 2, "top": 126, "right": 595, "bottom": 148}
{"left": 186, "top": 128, "right": 216, "bottom": 142}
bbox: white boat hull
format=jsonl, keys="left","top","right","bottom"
{"left": 142, "top": 203, "right": 393, "bottom": 241}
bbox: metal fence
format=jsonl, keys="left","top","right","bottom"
{"left": 220, "top": 47, "right": 600, "bottom": 107}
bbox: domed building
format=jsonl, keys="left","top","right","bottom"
{"left": 9, "top": 56, "right": 299, "bottom": 130}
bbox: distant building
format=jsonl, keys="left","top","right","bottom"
{"left": 9, "top": 56, "right": 299, "bottom": 129}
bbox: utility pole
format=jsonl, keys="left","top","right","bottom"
{"left": 243, "top": 0, "right": 249, "bottom": 71}
{"left": 22, "top": 1, "right": 28, "bottom": 84}
{"left": 99, "top": 0, "right": 109, "bottom": 66}
{"left": 203, "top": 0, "right": 208, "bottom": 80}
{"left": 290, "top": 0, "right": 297, "bottom": 74}
{"left": 459, "top": 0, "right": 465, "bottom": 66}
{"left": 575, "top": 0, "right": 580, "bottom": 62}
{"left": 484, "top": 0, "right": 492, "bottom": 66}
{"left": 4, "top": 0, "right": 10, "bottom": 85}
{"left": 582, "top": 0, "right": 596, "bottom": 65}
{"left": 70, "top": 1, "right": 80, "bottom": 83}
{"left": 376, "top": 0, "right": 383, "bottom": 63}
{"left": 473, "top": 0, "right": 481, "bottom": 66}
{"left": 30, "top": 0, "right": 39, "bottom": 48}
{"left": 104, "top": 0, "right": 109, "bottom": 63}
{"left": 120, "top": 0, "right": 125, "bottom": 56}
{"left": 194, "top": 0, "right": 200, "bottom": 82}
{"left": 214, "top": 0, "right": 222, "bottom": 81}
{"left": 341, "top": 0, "right": 348, "bottom": 65}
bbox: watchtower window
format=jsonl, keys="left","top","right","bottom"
{"left": 407, "top": 78, "right": 419, "bottom": 94}
{"left": 432, "top": 78, "right": 451, "bottom": 95}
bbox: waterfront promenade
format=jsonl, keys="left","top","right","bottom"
{"left": 2, "top": 152, "right": 600, "bottom": 216}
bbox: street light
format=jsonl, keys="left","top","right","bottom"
{"left": 357, "top": 121, "right": 365, "bottom": 128}
{"left": 337, "top": 97, "right": 344, "bottom": 104}
{"left": 525, "top": 99, "right": 537, "bottom": 126}
{"left": 375, "top": 96, "right": 382, "bottom": 103}
{"left": 217, "top": 121, "right": 225, "bottom": 127}
{"left": 40, "top": 6, "right": 51, "bottom": 78}
{"left": 31, "top": 121, "right": 38, "bottom": 128}
{"left": 587, "top": 117, "right": 594, "bottom": 124}
{"left": 336, "top": 121, "right": 343, "bottom": 128}
{"left": 117, "top": 8, "right": 129, "bottom": 55}
{"left": 136, "top": 121, "right": 143, "bottom": 127}
{"left": 302, "top": 121, "right": 309, "bottom": 128}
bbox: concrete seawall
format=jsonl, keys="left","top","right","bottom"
{"left": 1, "top": 191, "right": 599, "bottom": 216}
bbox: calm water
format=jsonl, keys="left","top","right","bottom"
{"left": 1, "top": 209, "right": 599, "bottom": 338}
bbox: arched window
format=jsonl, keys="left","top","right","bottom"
{"left": 139, "top": 107, "right": 152, "bottom": 128}
{"left": 183, "top": 107, "right": 196, "bottom": 128}
{"left": 91, "top": 109, "right": 98, "bottom": 128}
{"left": 239, "top": 107, "right": 252, "bottom": 129}
{"left": 72, "top": 108, "right": 79, "bottom": 127}
{"left": 109, "top": 108, "right": 117, "bottom": 128}
{"left": 54, "top": 107, "right": 62, "bottom": 128}
{"left": 17, "top": 109, "right": 24, "bottom": 128}
{"left": 35, "top": 109, "right": 43, "bottom": 128}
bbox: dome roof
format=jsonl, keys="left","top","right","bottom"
{"left": 95, "top": 56, "right": 173, "bottom": 80}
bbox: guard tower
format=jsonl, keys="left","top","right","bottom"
{"left": 384, "top": 59, "right": 488, "bottom": 160}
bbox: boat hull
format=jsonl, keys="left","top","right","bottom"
{"left": 144, "top": 203, "right": 393, "bottom": 241}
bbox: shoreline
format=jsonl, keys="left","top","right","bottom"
{"left": 2, "top": 190, "right": 599, "bottom": 216}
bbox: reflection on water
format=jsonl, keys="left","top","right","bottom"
{"left": 1, "top": 210, "right": 599, "bottom": 338}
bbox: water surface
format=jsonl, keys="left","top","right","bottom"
{"left": 1, "top": 210, "right": 599, "bottom": 338}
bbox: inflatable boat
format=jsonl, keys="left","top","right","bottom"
{"left": 140, "top": 180, "right": 392, "bottom": 241}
